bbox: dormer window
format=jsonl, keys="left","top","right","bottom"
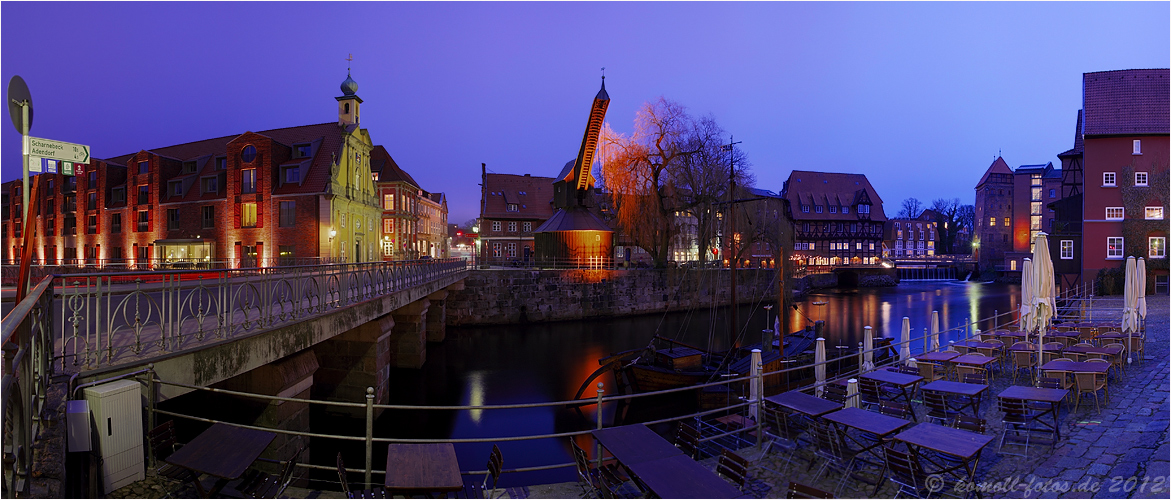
{"left": 294, "top": 144, "right": 311, "bottom": 158}
{"left": 801, "top": 205, "right": 809, "bottom": 213}
{"left": 829, "top": 206, "right": 837, "bottom": 213}
{"left": 507, "top": 204, "right": 519, "bottom": 212}
{"left": 182, "top": 161, "right": 197, "bottom": 174}
{"left": 814, "top": 205, "right": 823, "bottom": 213}
{"left": 215, "top": 157, "right": 226, "bottom": 170}
{"left": 842, "top": 206, "right": 849, "bottom": 214}
{"left": 169, "top": 180, "right": 183, "bottom": 197}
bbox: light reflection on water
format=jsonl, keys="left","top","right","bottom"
{"left": 318, "top": 280, "right": 1021, "bottom": 487}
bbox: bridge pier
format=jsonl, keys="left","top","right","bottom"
{"left": 217, "top": 350, "right": 316, "bottom": 466}
{"left": 314, "top": 315, "right": 396, "bottom": 413}
{"left": 425, "top": 291, "right": 448, "bottom": 342}
{"left": 389, "top": 300, "right": 431, "bottom": 369}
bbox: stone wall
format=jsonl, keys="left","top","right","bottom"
{"left": 447, "top": 268, "right": 778, "bottom": 326}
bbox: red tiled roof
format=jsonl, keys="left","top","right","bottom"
{"left": 482, "top": 173, "right": 555, "bottom": 220}
{"left": 975, "top": 157, "right": 1013, "bottom": 189}
{"left": 782, "top": 170, "right": 887, "bottom": 222}
{"left": 1083, "top": 69, "right": 1169, "bottom": 136}
{"left": 371, "top": 145, "right": 421, "bottom": 189}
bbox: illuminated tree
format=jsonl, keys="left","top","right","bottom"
{"left": 598, "top": 98, "right": 751, "bottom": 267}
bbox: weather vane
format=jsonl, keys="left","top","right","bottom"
{"left": 601, "top": 67, "right": 605, "bottom": 81}
{"left": 346, "top": 53, "right": 353, "bottom": 73}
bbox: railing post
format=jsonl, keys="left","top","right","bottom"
{"left": 146, "top": 363, "right": 157, "bottom": 467}
{"left": 751, "top": 349, "right": 763, "bottom": 448}
{"left": 857, "top": 342, "right": 863, "bottom": 373}
{"left": 595, "top": 382, "right": 604, "bottom": 471}
{"left": 365, "top": 387, "right": 374, "bottom": 489}
{"left": 993, "top": 310, "right": 998, "bottom": 333}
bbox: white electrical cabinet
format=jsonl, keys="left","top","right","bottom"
{"left": 83, "top": 379, "right": 145, "bottom": 493}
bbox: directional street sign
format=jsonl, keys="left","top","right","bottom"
{"left": 27, "top": 136, "right": 90, "bottom": 164}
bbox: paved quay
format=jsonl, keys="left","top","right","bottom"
{"left": 107, "top": 295, "right": 1167, "bottom": 499}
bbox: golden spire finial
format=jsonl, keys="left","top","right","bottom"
{"left": 346, "top": 53, "right": 353, "bottom": 74}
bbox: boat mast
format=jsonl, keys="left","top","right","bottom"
{"left": 725, "top": 136, "right": 741, "bottom": 349}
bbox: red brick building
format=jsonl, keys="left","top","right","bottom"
{"left": 1069, "top": 69, "right": 1169, "bottom": 293}
{"left": 973, "top": 158, "right": 1063, "bottom": 273}
{"left": 2, "top": 73, "right": 385, "bottom": 267}
{"left": 478, "top": 167, "right": 555, "bottom": 265}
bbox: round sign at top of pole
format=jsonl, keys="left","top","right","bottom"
{"left": 8, "top": 75, "right": 33, "bottom": 134}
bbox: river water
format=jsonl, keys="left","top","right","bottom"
{"left": 164, "top": 280, "right": 1022, "bottom": 489}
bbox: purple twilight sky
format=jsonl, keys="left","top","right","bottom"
{"left": 3, "top": 2, "right": 1168, "bottom": 225}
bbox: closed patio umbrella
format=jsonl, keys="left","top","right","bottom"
{"left": 930, "top": 311, "right": 940, "bottom": 352}
{"left": 900, "top": 317, "right": 911, "bottom": 364}
{"left": 1123, "top": 256, "right": 1140, "bottom": 364}
{"left": 1020, "top": 258, "right": 1035, "bottom": 333}
{"left": 1032, "top": 233, "right": 1056, "bottom": 379}
{"left": 1122, "top": 256, "right": 1139, "bottom": 334}
{"left": 862, "top": 326, "right": 875, "bottom": 373}
{"left": 1138, "top": 257, "right": 1147, "bottom": 323}
{"left": 846, "top": 378, "right": 859, "bottom": 408}
{"left": 815, "top": 338, "right": 826, "bottom": 397}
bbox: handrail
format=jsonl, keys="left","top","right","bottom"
{"left": 0, "top": 276, "right": 53, "bottom": 345}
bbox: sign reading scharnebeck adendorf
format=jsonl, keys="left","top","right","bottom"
{"left": 28, "top": 137, "right": 90, "bottom": 163}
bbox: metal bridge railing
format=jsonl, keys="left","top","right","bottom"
{"left": 49, "top": 258, "right": 467, "bottom": 373}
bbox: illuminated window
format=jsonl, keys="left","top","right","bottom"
{"left": 241, "top": 203, "right": 257, "bottom": 228}
{"left": 1106, "top": 207, "right": 1124, "bottom": 220}
{"left": 1003, "top": 217, "right": 1009, "bottom": 226}
{"left": 1010, "top": 260, "right": 1017, "bottom": 271}
{"left": 1107, "top": 237, "right": 1124, "bottom": 259}
{"left": 1147, "top": 207, "right": 1164, "bottom": 220}
{"left": 1060, "top": 240, "right": 1073, "bottom": 259}
{"left": 989, "top": 217, "right": 996, "bottom": 227}
{"left": 1151, "top": 237, "right": 1166, "bottom": 259}
{"left": 384, "top": 219, "right": 393, "bottom": 234}
{"left": 384, "top": 194, "right": 394, "bottom": 210}
{"left": 241, "top": 169, "right": 256, "bottom": 194}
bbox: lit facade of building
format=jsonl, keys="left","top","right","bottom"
{"left": 781, "top": 171, "right": 886, "bottom": 272}
{"left": 2, "top": 73, "right": 382, "bottom": 267}
{"left": 479, "top": 169, "right": 555, "bottom": 265}
{"left": 973, "top": 158, "right": 1062, "bottom": 273}
{"left": 371, "top": 145, "right": 422, "bottom": 260}
{"left": 885, "top": 215, "right": 937, "bottom": 258}
{"left": 418, "top": 192, "right": 448, "bottom": 258}
{"left": 1064, "top": 69, "right": 1169, "bottom": 292}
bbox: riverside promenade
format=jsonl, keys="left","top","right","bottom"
{"left": 105, "top": 295, "right": 1167, "bottom": 499}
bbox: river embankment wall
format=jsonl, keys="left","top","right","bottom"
{"left": 446, "top": 268, "right": 778, "bottom": 326}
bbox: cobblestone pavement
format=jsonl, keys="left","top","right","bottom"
{"left": 106, "top": 295, "right": 1169, "bottom": 499}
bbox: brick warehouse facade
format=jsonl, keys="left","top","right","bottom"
{"left": 0, "top": 73, "right": 416, "bottom": 268}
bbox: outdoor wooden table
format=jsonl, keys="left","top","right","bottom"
{"left": 953, "top": 340, "right": 1002, "bottom": 351}
{"left": 920, "top": 380, "right": 988, "bottom": 417}
{"left": 765, "top": 390, "right": 843, "bottom": 418}
{"left": 993, "top": 331, "right": 1030, "bottom": 341}
{"left": 951, "top": 354, "right": 998, "bottom": 367}
{"left": 623, "top": 454, "right": 743, "bottom": 498}
{"left": 384, "top": 443, "right": 464, "bottom": 495}
{"left": 998, "top": 386, "right": 1070, "bottom": 442}
{"left": 860, "top": 371, "right": 922, "bottom": 421}
{"left": 1062, "top": 345, "right": 1124, "bottom": 356}
{"left": 823, "top": 407, "right": 911, "bottom": 461}
{"left": 591, "top": 424, "right": 683, "bottom": 465}
{"left": 1095, "top": 332, "right": 1139, "bottom": 340}
{"left": 893, "top": 422, "right": 994, "bottom": 484}
{"left": 1040, "top": 360, "right": 1110, "bottom": 373}
{"left": 164, "top": 423, "right": 276, "bottom": 498}
{"left": 914, "top": 351, "right": 960, "bottom": 363}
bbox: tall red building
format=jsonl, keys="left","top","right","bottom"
{"left": 1074, "top": 69, "right": 1169, "bottom": 293}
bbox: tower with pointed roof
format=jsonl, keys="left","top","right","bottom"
{"left": 337, "top": 72, "right": 363, "bottom": 126}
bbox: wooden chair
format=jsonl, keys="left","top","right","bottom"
{"left": 809, "top": 419, "right": 860, "bottom": 497}
{"left": 961, "top": 372, "right": 987, "bottom": 385}
{"left": 917, "top": 362, "right": 945, "bottom": 383}
{"left": 998, "top": 399, "right": 1039, "bottom": 457}
{"left": 1009, "top": 343, "right": 1036, "bottom": 383}
{"left": 337, "top": 453, "right": 387, "bottom": 498}
{"left": 1074, "top": 369, "right": 1107, "bottom": 414}
{"left": 1103, "top": 342, "right": 1126, "bottom": 377}
{"left": 956, "top": 365, "right": 987, "bottom": 384}
{"left": 882, "top": 446, "right": 933, "bottom": 498}
{"left": 951, "top": 415, "right": 987, "bottom": 434}
{"left": 858, "top": 379, "right": 886, "bottom": 409}
{"left": 786, "top": 481, "right": 832, "bottom": 499}
{"left": 718, "top": 449, "right": 769, "bottom": 497}
{"left": 146, "top": 421, "right": 199, "bottom": 485}
{"left": 232, "top": 445, "right": 304, "bottom": 499}
{"left": 482, "top": 445, "right": 504, "bottom": 499}
{"left": 569, "top": 439, "right": 638, "bottom": 499}
{"left": 1067, "top": 342, "right": 1094, "bottom": 362}
{"left": 675, "top": 421, "right": 703, "bottom": 459}
{"left": 1039, "top": 370, "right": 1072, "bottom": 392}
{"left": 824, "top": 384, "right": 849, "bottom": 405}
{"left": 877, "top": 401, "right": 913, "bottom": 421}
{"left": 922, "top": 391, "right": 959, "bottom": 425}
{"left": 1040, "top": 342, "right": 1064, "bottom": 365}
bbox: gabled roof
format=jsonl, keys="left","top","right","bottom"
{"left": 533, "top": 205, "right": 612, "bottom": 232}
{"left": 1083, "top": 69, "right": 1169, "bottom": 136}
{"left": 371, "top": 145, "right": 420, "bottom": 189}
{"left": 482, "top": 173, "right": 556, "bottom": 220}
{"left": 781, "top": 170, "right": 887, "bottom": 222}
{"left": 975, "top": 157, "right": 1013, "bottom": 189}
